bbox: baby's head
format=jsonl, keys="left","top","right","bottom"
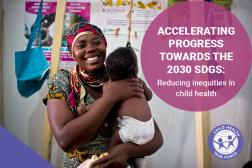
{"left": 106, "top": 47, "right": 138, "bottom": 81}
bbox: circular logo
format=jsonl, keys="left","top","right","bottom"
{"left": 141, "top": 1, "right": 252, "bottom": 111}
{"left": 208, "top": 125, "right": 243, "bottom": 160}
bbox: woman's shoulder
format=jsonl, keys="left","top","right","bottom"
{"left": 51, "top": 69, "right": 71, "bottom": 82}
{"left": 48, "top": 69, "right": 70, "bottom": 88}
{"left": 49, "top": 69, "right": 71, "bottom": 91}
{"left": 43, "top": 69, "right": 71, "bottom": 105}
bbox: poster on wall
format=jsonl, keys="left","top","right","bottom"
{"left": 24, "top": 0, "right": 90, "bottom": 70}
{"left": 98, "top": 0, "right": 164, "bottom": 35}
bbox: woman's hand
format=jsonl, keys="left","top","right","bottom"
{"left": 104, "top": 77, "right": 144, "bottom": 102}
{"left": 137, "top": 77, "right": 153, "bottom": 101}
{"left": 90, "top": 144, "right": 130, "bottom": 168}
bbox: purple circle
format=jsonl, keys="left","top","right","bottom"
{"left": 208, "top": 125, "right": 243, "bottom": 160}
{"left": 141, "top": 1, "right": 252, "bottom": 111}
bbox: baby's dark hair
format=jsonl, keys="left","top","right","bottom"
{"left": 106, "top": 47, "right": 136, "bottom": 81}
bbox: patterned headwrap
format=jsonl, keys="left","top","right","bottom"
{"left": 67, "top": 22, "right": 107, "bottom": 57}
{"left": 67, "top": 22, "right": 108, "bottom": 118}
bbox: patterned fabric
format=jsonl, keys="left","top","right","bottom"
{"left": 67, "top": 22, "right": 107, "bottom": 56}
{"left": 43, "top": 70, "right": 70, "bottom": 105}
{"left": 77, "top": 66, "right": 108, "bottom": 88}
{"left": 67, "top": 65, "right": 109, "bottom": 118}
{"left": 43, "top": 70, "right": 121, "bottom": 168}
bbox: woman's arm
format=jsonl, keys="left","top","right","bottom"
{"left": 124, "top": 119, "right": 163, "bottom": 157}
{"left": 47, "top": 93, "right": 115, "bottom": 152}
{"left": 47, "top": 78, "right": 144, "bottom": 152}
{"left": 91, "top": 119, "right": 163, "bottom": 168}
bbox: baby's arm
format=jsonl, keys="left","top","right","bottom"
{"left": 138, "top": 78, "right": 152, "bottom": 101}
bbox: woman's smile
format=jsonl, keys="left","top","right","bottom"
{"left": 85, "top": 55, "right": 100, "bottom": 62}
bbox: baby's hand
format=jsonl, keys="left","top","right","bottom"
{"left": 77, "top": 102, "right": 96, "bottom": 116}
{"left": 77, "top": 104, "right": 88, "bottom": 116}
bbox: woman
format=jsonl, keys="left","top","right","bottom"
{"left": 43, "top": 22, "right": 163, "bottom": 168}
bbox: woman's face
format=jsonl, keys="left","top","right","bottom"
{"left": 73, "top": 34, "right": 106, "bottom": 72}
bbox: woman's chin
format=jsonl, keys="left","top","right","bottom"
{"left": 78, "top": 58, "right": 105, "bottom": 72}
{"left": 80, "top": 64, "right": 104, "bottom": 73}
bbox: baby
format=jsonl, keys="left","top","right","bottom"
{"left": 104, "top": 47, "right": 154, "bottom": 168}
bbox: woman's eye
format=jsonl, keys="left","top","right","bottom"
{"left": 94, "top": 41, "right": 101, "bottom": 45}
{"left": 77, "top": 44, "right": 86, "bottom": 48}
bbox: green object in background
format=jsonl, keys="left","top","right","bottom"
{"left": 62, "top": 40, "right": 67, "bottom": 47}
{"left": 168, "top": 0, "right": 188, "bottom": 8}
{"left": 212, "top": 0, "right": 233, "bottom": 11}
{"left": 168, "top": 0, "right": 233, "bottom": 12}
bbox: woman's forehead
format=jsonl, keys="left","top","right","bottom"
{"left": 76, "top": 34, "right": 102, "bottom": 42}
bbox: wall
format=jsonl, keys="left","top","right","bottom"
{"left": 210, "top": 0, "right": 252, "bottom": 167}
{"left": 2, "top": 0, "right": 251, "bottom": 168}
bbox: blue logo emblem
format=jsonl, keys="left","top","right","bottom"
{"left": 208, "top": 125, "right": 243, "bottom": 160}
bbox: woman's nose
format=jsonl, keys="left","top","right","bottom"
{"left": 86, "top": 44, "right": 96, "bottom": 53}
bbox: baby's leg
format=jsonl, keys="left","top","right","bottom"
{"left": 108, "top": 128, "right": 123, "bottom": 149}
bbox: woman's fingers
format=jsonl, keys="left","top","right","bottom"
{"left": 125, "top": 78, "right": 143, "bottom": 88}
{"left": 131, "top": 87, "right": 144, "bottom": 98}
{"left": 106, "top": 77, "right": 145, "bottom": 101}
{"left": 101, "top": 161, "right": 123, "bottom": 168}
{"left": 90, "top": 156, "right": 123, "bottom": 168}
{"left": 110, "top": 164, "right": 122, "bottom": 168}
{"left": 131, "top": 86, "right": 144, "bottom": 93}
{"left": 126, "top": 78, "right": 144, "bottom": 98}
{"left": 129, "top": 82, "right": 143, "bottom": 88}
{"left": 90, "top": 156, "right": 109, "bottom": 167}
{"left": 125, "top": 77, "right": 138, "bottom": 82}
{"left": 100, "top": 161, "right": 113, "bottom": 168}
{"left": 133, "top": 92, "right": 144, "bottom": 98}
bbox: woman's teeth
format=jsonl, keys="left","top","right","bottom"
{"left": 87, "top": 56, "right": 98, "bottom": 61}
